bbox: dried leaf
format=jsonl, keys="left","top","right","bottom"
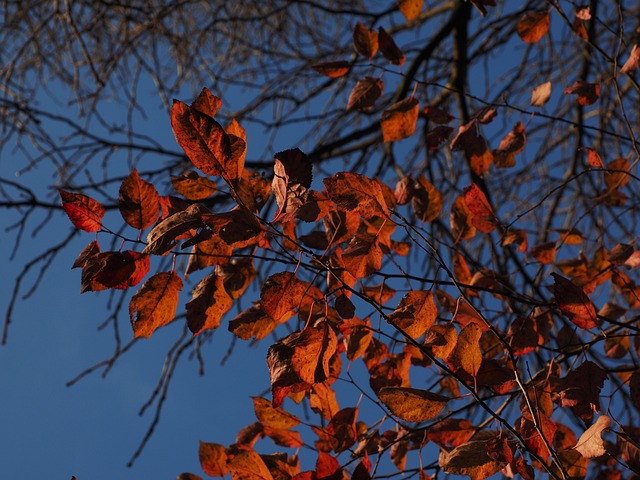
{"left": 261, "top": 271, "right": 320, "bottom": 322}
{"left": 411, "top": 175, "right": 443, "bottom": 222}
{"left": 129, "top": 272, "right": 183, "bottom": 338}
{"left": 118, "top": 169, "right": 160, "bottom": 230}
{"left": 516, "top": 11, "right": 550, "bottom": 43}
{"left": 199, "top": 441, "right": 228, "bottom": 477}
{"left": 530, "top": 241, "right": 557, "bottom": 264}
{"left": 228, "top": 304, "right": 278, "bottom": 341}
{"left": 440, "top": 434, "right": 507, "bottom": 480}
{"left": 378, "top": 27, "right": 405, "bottom": 66}
{"left": 346, "top": 77, "right": 383, "bottom": 111}
{"left": 604, "top": 158, "right": 631, "bottom": 190}
{"left": 252, "top": 397, "right": 300, "bottom": 429}
{"left": 451, "top": 195, "right": 476, "bottom": 242}
{"left": 450, "top": 323, "right": 483, "bottom": 377}
{"left": 144, "top": 204, "right": 205, "bottom": 255}
{"left": 342, "top": 233, "right": 383, "bottom": 279}
{"left": 59, "top": 190, "right": 105, "bottom": 232}
{"left": 81, "top": 250, "right": 149, "bottom": 292}
{"left": 380, "top": 97, "right": 419, "bottom": 142}
{"left": 575, "top": 415, "right": 610, "bottom": 458}
{"left": 451, "top": 120, "right": 493, "bottom": 176}
{"left": 552, "top": 273, "right": 597, "bottom": 329}
{"left": 493, "top": 122, "right": 526, "bottom": 168}
{"left": 620, "top": 44, "right": 640, "bottom": 74}
{"left": 171, "top": 170, "right": 217, "bottom": 200}
{"left": 324, "top": 172, "right": 389, "bottom": 219}
{"left": 311, "top": 60, "right": 350, "bottom": 78}
{"left": 558, "top": 361, "right": 607, "bottom": 422}
{"left": 388, "top": 290, "right": 437, "bottom": 339}
{"left": 186, "top": 273, "right": 233, "bottom": 335}
{"left": 353, "top": 22, "right": 378, "bottom": 59}
{"left": 191, "top": 87, "right": 222, "bottom": 118}
{"left": 397, "top": 0, "right": 423, "bottom": 21}
{"left": 378, "top": 387, "right": 449, "bottom": 422}
{"left": 272, "top": 148, "right": 312, "bottom": 222}
{"left": 463, "top": 184, "right": 497, "bottom": 233}
{"left": 531, "top": 81, "right": 552, "bottom": 107}
{"left": 565, "top": 80, "right": 600, "bottom": 106}
{"left": 228, "top": 450, "right": 274, "bottom": 480}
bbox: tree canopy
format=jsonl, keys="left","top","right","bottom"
{"left": 3, "top": 1, "right": 640, "bottom": 479}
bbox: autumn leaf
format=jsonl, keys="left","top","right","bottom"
{"left": 411, "top": 175, "right": 443, "bottom": 222}
{"left": 324, "top": 172, "right": 389, "bottom": 219}
{"left": 342, "top": 233, "right": 383, "bottom": 279}
{"left": 199, "top": 441, "right": 228, "bottom": 477}
{"left": 118, "top": 169, "right": 160, "bottom": 230}
{"left": 516, "top": 11, "right": 550, "bottom": 43}
{"left": 378, "top": 387, "right": 449, "bottom": 422}
{"left": 191, "top": 87, "right": 222, "bottom": 118}
{"left": 171, "top": 99, "right": 233, "bottom": 179}
{"left": 378, "top": 27, "right": 405, "bottom": 66}
{"left": 397, "top": 0, "right": 422, "bottom": 21}
{"left": 380, "top": 97, "right": 419, "bottom": 142}
{"left": 451, "top": 195, "right": 476, "bottom": 242}
{"left": 186, "top": 273, "right": 233, "bottom": 335}
{"left": 260, "top": 271, "right": 320, "bottom": 322}
{"left": 129, "top": 272, "right": 183, "bottom": 338}
{"left": 272, "top": 148, "right": 313, "bottom": 222}
{"left": 346, "top": 77, "right": 384, "bottom": 112}
{"left": 81, "top": 250, "right": 149, "bottom": 292}
{"left": 171, "top": 170, "right": 217, "bottom": 200}
{"left": 252, "top": 397, "right": 300, "bottom": 429}
{"left": 604, "top": 158, "right": 631, "bottom": 190}
{"left": 228, "top": 304, "right": 278, "bottom": 341}
{"left": 575, "top": 415, "right": 611, "bottom": 458}
{"left": 463, "top": 184, "right": 497, "bottom": 233}
{"left": 388, "top": 290, "right": 437, "bottom": 339}
{"left": 440, "top": 433, "right": 507, "bottom": 480}
{"left": 60, "top": 190, "right": 105, "bottom": 232}
{"left": 311, "top": 60, "right": 350, "bottom": 78}
{"left": 449, "top": 323, "right": 483, "bottom": 377}
{"left": 228, "top": 450, "right": 274, "bottom": 480}
{"left": 620, "top": 44, "right": 640, "bottom": 74}
{"left": 144, "top": 204, "right": 206, "bottom": 255}
{"left": 530, "top": 241, "right": 557, "bottom": 264}
{"left": 352, "top": 22, "right": 378, "bottom": 59}
{"left": 450, "top": 120, "right": 493, "bottom": 176}
{"left": 201, "top": 207, "right": 263, "bottom": 249}
{"left": 493, "top": 122, "right": 526, "bottom": 168}
{"left": 565, "top": 80, "right": 600, "bottom": 106}
{"left": 531, "top": 81, "right": 552, "bottom": 107}
{"left": 552, "top": 273, "right": 597, "bottom": 329}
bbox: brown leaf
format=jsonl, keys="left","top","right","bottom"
{"left": 342, "top": 233, "right": 383, "bottom": 279}
{"left": 199, "top": 441, "right": 228, "bottom": 477}
{"left": 531, "top": 81, "right": 552, "bottom": 107}
{"left": 518, "top": 414, "right": 557, "bottom": 460}
{"left": 129, "top": 272, "right": 183, "bottom": 338}
{"left": 72, "top": 240, "right": 101, "bottom": 269}
{"left": 620, "top": 44, "right": 640, "bottom": 74}
{"left": 508, "top": 315, "right": 541, "bottom": 356}
{"left": 253, "top": 397, "right": 300, "bottom": 430}
{"left": 604, "top": 158, "right": 631, "bottom": 190}
{"left": 451, "top": 195, "right": 476, "bottom": 242}
{"left": 552, "top": 273, "right": 597, "bottom": 329}
{"left": 81, "top": 250, "right": 149, "bottom": 292}
{"left": 118, "top": 169, "right": 160, "bottom": 230}
{"left": 575, "top": 415, "right": 610, "bottom": 458}
{"left": 630, "top": 370, "right": 640, "bottom": 412}
{"left": 171, "top": 170, "right": 217, "bottom": 200}
{"left": 397, "top": 0, "right": 423, "bottom": 21}
{"left": 59, "top": 190, "right": 105, "bottom": 232}
{"left": 324, "top": 172, "right": 389, "bottom": 219}
{"left": 493, "top": 122, "right": 526, "bottom": 168}
{"left": 530, "top": 241, "right": 557, "bottom": 264}
{"left": 380, "top": 97, "right": 419, "bottom": 142}
{"left": 516, "top": 11, "right": 550, "bottom": 43}
{"left": 226, "top": 118, "right": 247, "bottom": 174}
{"left": 352, "top": 22, "right": 378, "bottom": 59}
{"left": 425, "top": 324, "right": 457, "bottom": 360}
{"left": 502, "top": 228, "right": 528, "bottom": 252}
{"left": 293, "top": 324, "right": 337, "bottom": 386}
{"left": 309, "top": 383, "right": 340, "bottom": 421}
{"left": 572, "top": 17, "right": 588, "bottom": 40}
{"left": 144, "top": 204, "right": 205, "bottom": 255}
{"left": 346, "top": 77, "right": 383, "bottom": 111}
{"left": 311, "top": 60, "right": 350, "bottom": 78}
{"left": 191, "top": 87, "right": 222, "bottom": 118}
{"left": 411, "top": 175, "right": 443, "bottom": 222}
{"left": 440, "top": 434, "right": 507, "bottom": 480}
{"left": 449, "top": 323, "right": 483, "bottom": 377}
{"left": 463, "top": 184, "right": 497, "bottom": 233}
{"left": 228, "top": 450, "right": 274, "bottom": 480}
{"left": 558, "top": 361, "right": 607, "bottom": 422}
{"left": 228, "top": 304, "right": 278, "bottom": 341}
{"left": 427, "top": 418, "right": 475, "bottom": 448}
{"left": 388, "top": 290, "right": 437, "bottom": 339}
{"left": 272, "top": 148, "right": 312, "bottom": 222}
{"left": 378, "top": 27, "right": 405, "bottom": 66}
{"left": 171, "top": 100, "right": 234, "bottom": 179}
{"left": 450, "top": 120, "right": 493, "bottom": 176}
{"left": 565, "top": 80, "right": 600, "bottom": 106}
{"left": 186, "top": 273, "right": 233, "bottom": 335}
{"left": 378, "top": 387, "right": 449, "bottom": 422}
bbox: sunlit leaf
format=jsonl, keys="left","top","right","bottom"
{"left": 191, "top": 87, "right": 222, "bottom": 118}
{"left": 531, "top": 81, "right": 552, "bottom": 107}
{"left": 378, "top": 387, "right": 449, "bottom": 422}
{"left": 186, "top": 273, "right": 233, "bottom": 335}
{"left": 575, "top": 415, "right": 610, "bottom": 458}
{"left": 397, "top": 0, "right": 423, "bottom": 21}
{"left": 388, "top": 290, "right": 437, "bottom": 339}
{"left": 118, "top": 169, "right": 160, "bottom": 230}
{"left": 463, "top": 184, "right": 497, "bottom": 233}
{"left": 380, "top": 97, "right": 418, "bottom": 142}
{"left": 253, "top": 397, "right": 300, "bottom": 429}
{"left": 311, "top": 60, "right": 350, "bottom": 78}
{"left": 171, "top": 170, "right": 217, "bottom": 200}
{"left": 352, "top": 22, "right": 378, "bottom": 59}
{"left": 129, "top": 272, "right": 183, "bottom": 338}
{"left": 199, "top": 441, "right": 228, "bottom": 477}
{"left": 516, "top": 11, "right": 550, "bottom": 43}
{"left": 493, "top": 122, "right": 526, "bottom": 168}
{"left": 59, "top": 190, "right": 105, "bottom": 232}
{"left": 228, "top": 450, "right": 274, "bottom": 480}
{"left": 449, "top": 323, "right": 483, "bottom": 377}
{"left": 324, "top": 172, "right": 389, "bottom": 219}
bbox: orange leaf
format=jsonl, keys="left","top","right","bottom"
{"left": 171, "top": 170, "right": 217, "bottom": 200}
{"left": 411, "top": 175, "right": 443, "bottom": 222}
{"left": 201, "top": 207, "right": 263, "bottom": 248}
{"left": 380, "top": 97, "right": 419, "bottom": 142}
{"left": 450, "top": 120, "right": 493, "bottom": 176}
{"left": 493, "top": 121, "right": 526, "bottom": 168}
{"left": 450, "top": 195, "right": 476, "bottom": 241}
{"left": 191, "top": 87, "right": 222, "bottom": 118}
{"left": 309, "top": 383, "right": 340, "bottom": 421}
{"left": 516, "top": 11, "right": 550, "bottom": 43}
{"left": 118, "top": 169, "right": 160, "bottom": 230}
{"left": 311, "top": 60, "right": 350, "bottom": 78}
{"left": 378, "top": 27, "right": 405, "bottom": 66}
{"left": 388, "top": 290, "right": 437, "bottom": 339}
{"left": 59, "top": 190, "right": 105, "bottom": 232}
{"left": 552, "top": 273, "right": 597, "bottom": 329}
{"left": 228, "top": 304, "right": 278, "bottom": 341}
{"left": 253, "top": 397, "right": 300, "bottom": 429}
{"left": 199, "top": 441, "right": 228, "bottom": 477}
{"left": 450, "top": 323, "right": 483, "bottom": 377}
{"left": 171, "top": 99, "right": 233, "bottom": 179}
{"left": 226, "top": 118, "right": 247, "bottom": 175}
{"left": 397, "top": 0, "right": 423, "bottom": 21}
{"left": 530, "top": 241, "right": 557, "bottom": 264}
{"left": 292, "top": 323, "right": 338, "bottom": 385}
{"left": 440, "top": 434, "right": 508, "bottom": 480}
{"left": 378, "top": 387, "right": 449, "bottom": 422}
{"left": 324, "top": 172, "right": 389, "bottom": 219}
{"left": 260, "top": 271, "right": 319, "bottom": 322}
{"left": 342, "top": 233, "right": 384, "bottom": 278}
{"left": 186, "top": 273, "right": 233, "bottom": 335}
{"left": 352, "top": 22, "right": 378, "bottom": 59}
{"left": 426, "top": 324, "right": 457, "bottom": 360}
{"left": 604, "top": 158, "right": 631, "bottom": 190}
{"left": 585, "top": 148, "right": 604, "bottom": 168}
{"left": 272, "top": 148, "right": 313, "bottom": 222}
{"left": 129, "top": 272, "right": 183, "bottom": 338}
{"left": 228, "top": 450, "right": 274, "bottom": 480}
{"left": 346, "top": 77, "right": 383, "bottom": 111}
{"left": 263, "top": 426, "right": 304, "bottom": 448}
{"left": 565, "top": 80, "right": 600, "bottom": 106}
{"left": 463, "top": 184, "right": 497, "bottom": 233}
{"left": 531, "top": 81, "right": 552, "bottom": 107}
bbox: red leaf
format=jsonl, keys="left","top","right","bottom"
{"left": 59, "top": 190, "right": 105, "bottom": 232}
{"left": 463, "top": 184, "right": 497, "bottom": 233}
{"left": 552, "top": 273, "right": 597, "bottom": 329}
{"left": 346, "top": 77, "right": 383, "bottom": 111}
{"left": 129, "top": 272, "right": 183, "bottom": 338}
{"left": 118, "top": 169, "right": 160, "bottom": 230}
{"left": 516, "top": 11, "right": 550, "bottom": 43}
{"left": 565, "top": 80, "right": 600, "bottom": 106}
{"left": 80, "top": 250, "right": 149, "bottom": 292}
